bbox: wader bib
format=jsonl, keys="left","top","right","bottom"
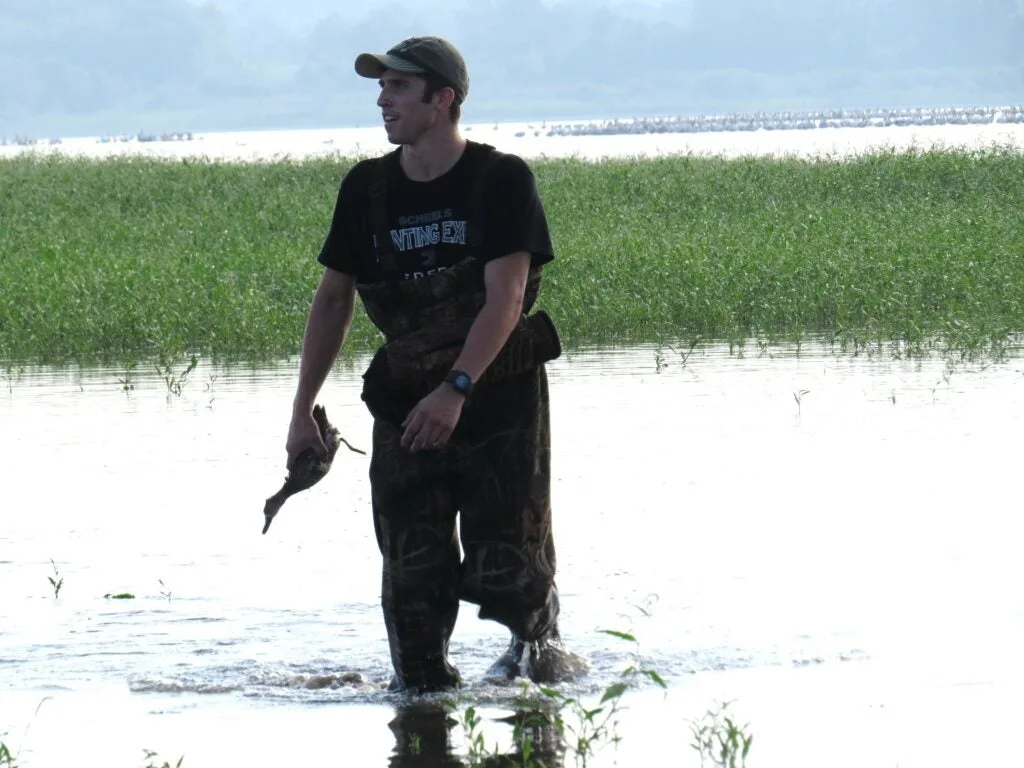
{"left": 357, "top": 147, "right": 563, "bottom": 692}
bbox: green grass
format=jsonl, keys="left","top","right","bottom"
{"left": 1, "top": 146, "right": 1022, "bottom": 365}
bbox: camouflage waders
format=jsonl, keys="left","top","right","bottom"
{"left": 357, "top": 157, "right": 563, "bottom": 692}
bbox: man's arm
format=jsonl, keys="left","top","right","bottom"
{"left": 449, "top": 250, "right": 531, "bottom": 381}
{"left": 455, "top": 152, "right": 550, "bottom": 381}
{"left": 287, "top": 267, "right": 357, "bottom": 465}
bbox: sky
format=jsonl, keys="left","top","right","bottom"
{"left": 2, "top": 0, "right": 1020, "bottom": 137}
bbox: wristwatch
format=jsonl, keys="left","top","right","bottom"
{"left": 444, "top": 369, "right": 474, "bottom": 397}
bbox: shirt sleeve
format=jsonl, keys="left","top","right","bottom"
{"left": 478, "top": 153, "right": 555, "bottom": 269}
{"left": 317, "top": 166, "right": 367, "bottom": 279}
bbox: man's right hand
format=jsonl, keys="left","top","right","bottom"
{"left": 286, "top": 408, "right": 328, "bottom": 470}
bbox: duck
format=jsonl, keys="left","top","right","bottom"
{"left": 262, "top": 404, "right": 366, "bottom": 535}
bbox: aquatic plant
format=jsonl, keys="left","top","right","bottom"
{"left": 447, "top": 627, "right": 668, "bottom": 767}
{"left": 553, "top": 629, "right": 666, "bottom": 763}
{"left": 0, "top": 739, "right": 17, "bottom": 768}
{"left": 792, "top": 388, "right": 810, "bottom": 417}
{"left": 118, "top": 361, "right": 137, "bottom": 392}
{"left": 688, "top": 700, "right": 754, "bottom": 768}
{"left": 1, "top": 361, "right": 23, "bottom": 393}
{"left": 654, "top": 337, "right": 701, "bottom": 373}
{"left": 451, "top": 704, "right": 491, "bottom": 766}
{"left": 141, "top": 750, "right": 184, "bottom": 768}
{"left": 156, "top": 354, "right": 198, "bottom": 397}
{"left": 47, "top": 559, "right": 63, "bottom": 599}
{"left": 0, "top": 697, "right": 52, "bottom": 767}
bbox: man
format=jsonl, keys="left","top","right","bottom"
{"left": 284, "top": 36, "right": 586, "bottom": 693}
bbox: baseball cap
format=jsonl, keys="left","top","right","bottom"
{"left": 354, "top": 36, "right": 469, "bottom": 102}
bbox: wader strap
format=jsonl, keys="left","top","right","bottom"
{"left": 369, "top": 156, "right": 399, "bottom": 278}
{"left": 467, "top": 147, "right": 504, "bottom": 249}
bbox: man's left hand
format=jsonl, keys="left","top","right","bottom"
{"left": 401, "top": 385, "right": 465, "bottom": 452}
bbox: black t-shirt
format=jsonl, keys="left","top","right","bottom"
{"left": 317, "top": 141, "right": 554, "bottom": 283}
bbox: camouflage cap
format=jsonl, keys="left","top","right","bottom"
{"left": 354, "top": 36, "right": 469, "bottom": 102}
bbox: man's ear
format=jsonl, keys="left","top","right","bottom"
{"left": 435, "top": 86, "right": 455, "bottom": 111}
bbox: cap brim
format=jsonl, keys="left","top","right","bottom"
{"left": 354, "top": 52, "right": 427, "bottom": 79}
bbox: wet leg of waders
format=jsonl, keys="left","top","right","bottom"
{"left": 455, "top": 368, "right": 561, "bottom": 645}
{"left": 370, "top": 419, "right": 462, "bottom": 693}
{"left": 456, "top": 368, "right": 589, "bottom": 683}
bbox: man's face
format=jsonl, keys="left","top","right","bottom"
{"left": 376, "top": 70, "right": 443, "bottom": 145}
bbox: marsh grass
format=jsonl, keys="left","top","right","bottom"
{"left": 2, "top": 147, "right": 1022, "bottom": 365}
{"left": 542, "top": 146, "right": 1024, "bottom": 360}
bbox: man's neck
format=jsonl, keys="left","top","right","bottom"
{"left": 399, "top": 129, "right": 468, "bottom": 182}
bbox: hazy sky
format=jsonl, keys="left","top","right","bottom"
{"left": 4, "top": 0, "right": 1020, "bottom": 136}
{"left": 186, "top": 0, "right": 691, "bottom": 30}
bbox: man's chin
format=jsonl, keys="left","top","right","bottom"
{"left": 383, "top": 123, "right": 402, "bottom": 144}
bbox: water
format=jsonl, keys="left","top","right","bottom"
{"left": 2, "top": 341, "right": 1023, "bottom": 767}
{"left": 2, "top": 117, "right": 1023, "bottom": 163}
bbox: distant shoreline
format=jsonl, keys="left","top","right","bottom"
{"left": 540, "top": 104, "right": 1024, "bottom": 138}
{"left": 2, "top": 103, "right": 1022, "bottom": 148}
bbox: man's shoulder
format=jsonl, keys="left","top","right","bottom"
{"left": 466, "top": 141, "right": 532, "bottom": 183}
{"left": 340, "top": 150, "right": 400, "bottom": 201}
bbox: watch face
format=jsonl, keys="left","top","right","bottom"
{"left": 447, "top": 370, "right": 472, "bottom": 394}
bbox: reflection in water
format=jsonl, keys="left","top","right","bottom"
{"left": 388, "top": 702, "right": 462, "bottom": 768}
{"left": 388, "top": 700, "right": 566, "bottom": 768}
